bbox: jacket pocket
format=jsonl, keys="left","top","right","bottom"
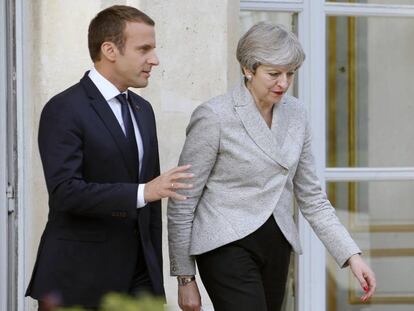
{"left": 58, "top": 230, "right": 107, "bottom": 243}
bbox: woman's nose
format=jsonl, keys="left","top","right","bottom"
{"left": 277, "top": 74, "right": 289, "bottom": 88}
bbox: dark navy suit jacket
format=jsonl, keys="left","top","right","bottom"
{"left": 26, "top": 73, "right": 164, "bottom": 307}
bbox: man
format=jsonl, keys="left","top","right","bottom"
{"left": 26, "top": 5, "right": 192, "bottom": 310}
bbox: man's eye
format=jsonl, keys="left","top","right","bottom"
{"left": 269, "top": 72, "right": 280, "bottom": 77}
{"left": 287, "top": 72, "right": 295, "bottom": 76}
{"left": 138, "top": 46, "right": 152, "bottom": 53}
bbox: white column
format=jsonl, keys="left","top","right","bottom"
{"left": 297, "top": 1, "right": 327, "bottom": 311}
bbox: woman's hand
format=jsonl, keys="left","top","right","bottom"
{"left": 178, "top": 280, "right": 202, "bottom": 311}
{"left": 348, "top": 254, "right": 376, "bottom": 302}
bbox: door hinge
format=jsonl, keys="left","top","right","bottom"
{"left": 7, "top": 185, "right": 15, "bottom": 214}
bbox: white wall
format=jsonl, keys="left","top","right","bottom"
{"left": 138, "top": 0, "right": 240, "bottom": 308}
{"left": 22, "top": 1, "right": 239, "bottom": 310}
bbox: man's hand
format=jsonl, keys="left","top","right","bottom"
{"left": 144, "top": 164, "right": 193, "bottom": 202}
{"left": 348, "top": 254, "right": 376, "bottom": 302}
{"left": 178, "top": 280, "right": 202, "bottom": 311}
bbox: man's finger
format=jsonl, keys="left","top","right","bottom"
{"left": 169, "top": 164, "right": 192, "bottom": 174}
{"left": 171, "top": 182, "right": 193, "bottom": 190}
{"left": 171, "top": 192, "right": 188, "bottom": 201}
{"left": 172, "top": 172, "right": 195, "bottom": 180}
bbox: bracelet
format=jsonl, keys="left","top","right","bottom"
{"left": 177, "top": 275, "right": 195, "bottom": 286}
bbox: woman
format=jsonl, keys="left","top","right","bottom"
{"left": 168, "top": 22, "right": 376, "bottom": 311}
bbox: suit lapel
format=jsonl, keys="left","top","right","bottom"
{"left": 128, "top": 91, "right": 150, "bottom": 180}
{"left": 271, "top": 99, "right": 290, "bottom": 152}
{"left": 80, "top": 74, "right": 138, "bottom": 180}
{"left": 233, "top": 82, "right": 289, "bottom": 169}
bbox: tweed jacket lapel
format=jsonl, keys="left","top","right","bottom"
{"left": 232, "top": 81, "right": 289, "bottom": 169}
{"left": 271, "top": 96, "right": 290, "bottom": 155}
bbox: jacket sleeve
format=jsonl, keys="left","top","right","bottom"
{"left": 38, "top": 97, "right": 138, "bottom": 217}
{"left": 149, "top": 109, "right": 163, "bottom": 271}
{"left": 293, "top": 118, "right": 361, "bottom": 267}
{"left": 168, "top": 104, "right": 221, "bottom": 276}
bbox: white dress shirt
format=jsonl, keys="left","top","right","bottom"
{"left": 88, "top": 67, "right": 147, "bottom": 208}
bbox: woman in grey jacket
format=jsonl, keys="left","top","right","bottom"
{"left": 168, "top": 22, "right": 376, "bottom": 311}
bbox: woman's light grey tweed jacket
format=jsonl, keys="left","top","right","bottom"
{"left": 168, "top": 81, "right": 360, "bottom": 276}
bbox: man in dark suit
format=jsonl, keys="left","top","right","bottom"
{"left": 26, "top": 5, "right": 192, "bottom": 310}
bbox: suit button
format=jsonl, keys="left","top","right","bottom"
{"left": 282, "top": 168, "right": 289, "bottom": 176}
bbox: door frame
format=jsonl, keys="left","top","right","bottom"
{"left": 0, "top": 0, "right": 18, "bottom": 310}
{"left": 0, "top": 0, "right": 9, "bottom": 307}
{"left": 15, "top": 0, "right": 29, "bottom": 309}
{"left": 1, "top": 0, "right": 28, "bottom": 310}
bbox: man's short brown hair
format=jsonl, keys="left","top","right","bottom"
{"left": 88, "top": 5, "right": 155, "bottom": 62}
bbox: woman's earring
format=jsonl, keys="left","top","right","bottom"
{"left": 246, "top": 74, "right": 252, "bottom": 81}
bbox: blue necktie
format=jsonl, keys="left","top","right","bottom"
{"left": 116, "top": 93, "right": 139, "bottom": 173}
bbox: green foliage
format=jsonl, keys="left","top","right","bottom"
{"left": 57, "top": 293, "right": 164, "bottom": 311}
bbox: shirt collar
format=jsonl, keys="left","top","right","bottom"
{"left": 88, "top": 67, "right": 127, "bottom": 101}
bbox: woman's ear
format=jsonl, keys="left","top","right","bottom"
{"left": 242, "top": 67, "right": 253, "bottom": 81}
{"left": 242, "top": 67, "right": 252, "bottom": 77}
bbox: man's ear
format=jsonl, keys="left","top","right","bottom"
{"left": 100, "top": 41, "right": 117, "bottom": 62}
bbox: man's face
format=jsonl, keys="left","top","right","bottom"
{"left": 112, "top": 22, "right": 159, "bottom": 90}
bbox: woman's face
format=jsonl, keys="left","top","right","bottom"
{"left": 245, "top": 64, "right": 296, "bottom": 107}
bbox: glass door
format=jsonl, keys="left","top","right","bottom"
{"left": 240, "top": 11, "right": 299, "bottom": 309}
{"left": 240, "top": 2, "right": 315, "bottom": 310}
{"left": 240, "top": 1, "right": 414, "bottom": 310}
{"left": 325, "top": 1, "right": 414, "bottom": 310}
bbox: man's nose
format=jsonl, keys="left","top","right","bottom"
{"left": 148, "top": 52, "right": 159, "bottom": 66}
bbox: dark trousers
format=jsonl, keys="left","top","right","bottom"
{"left": 38, "top": 301, "right": 98, "bottom": 311}
{"left": 38, "top": 232, "right": 152, "bottom": 311}
{"left": 129, "top": 234, "right": 153, "bottom": 296}
{"left": 196, "top": 216, "right": 291, "bottom": 311}
{"left": 37, "top": 301, "right": 52, "bottom": 311}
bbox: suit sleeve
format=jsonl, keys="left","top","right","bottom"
{"left": 168, "top": 104, "right": 220, "bottom": 276}
{"left": 293, "top": 118, "right": 361, "bottom": 267}
{"left": 38, "top": 97, "right": 138, "bottom": 217}
{"left": 148, "top": 109, "right": 163, "bottom": 271}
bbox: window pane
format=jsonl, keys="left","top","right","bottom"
{"left": 240, "top": 11, "right": 297, "bottom": 34}
{"left": 327, "top": 181, "right": 414, "bottom": 228}
{"left": 240, "top": 11, "right": 299, "bottom": 97}
{"left": 326, "top": 15, "right": 414, "bottom": 167}
{"left": 326, "top": 180, "right": 414, "bottom": 310}
{"left": 331, "top": 0, "right": 414, "bottom": 4}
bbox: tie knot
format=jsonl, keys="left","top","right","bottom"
{"left": 116, "top": 93, "right": 128, "bottom": 105}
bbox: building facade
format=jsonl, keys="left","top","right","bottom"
{"left": 1, "top": 0, "right": 414, "bottom": 310}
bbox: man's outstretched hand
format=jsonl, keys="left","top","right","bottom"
{"left": 144, "top": 164, "right": 194, "bottom": 202}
